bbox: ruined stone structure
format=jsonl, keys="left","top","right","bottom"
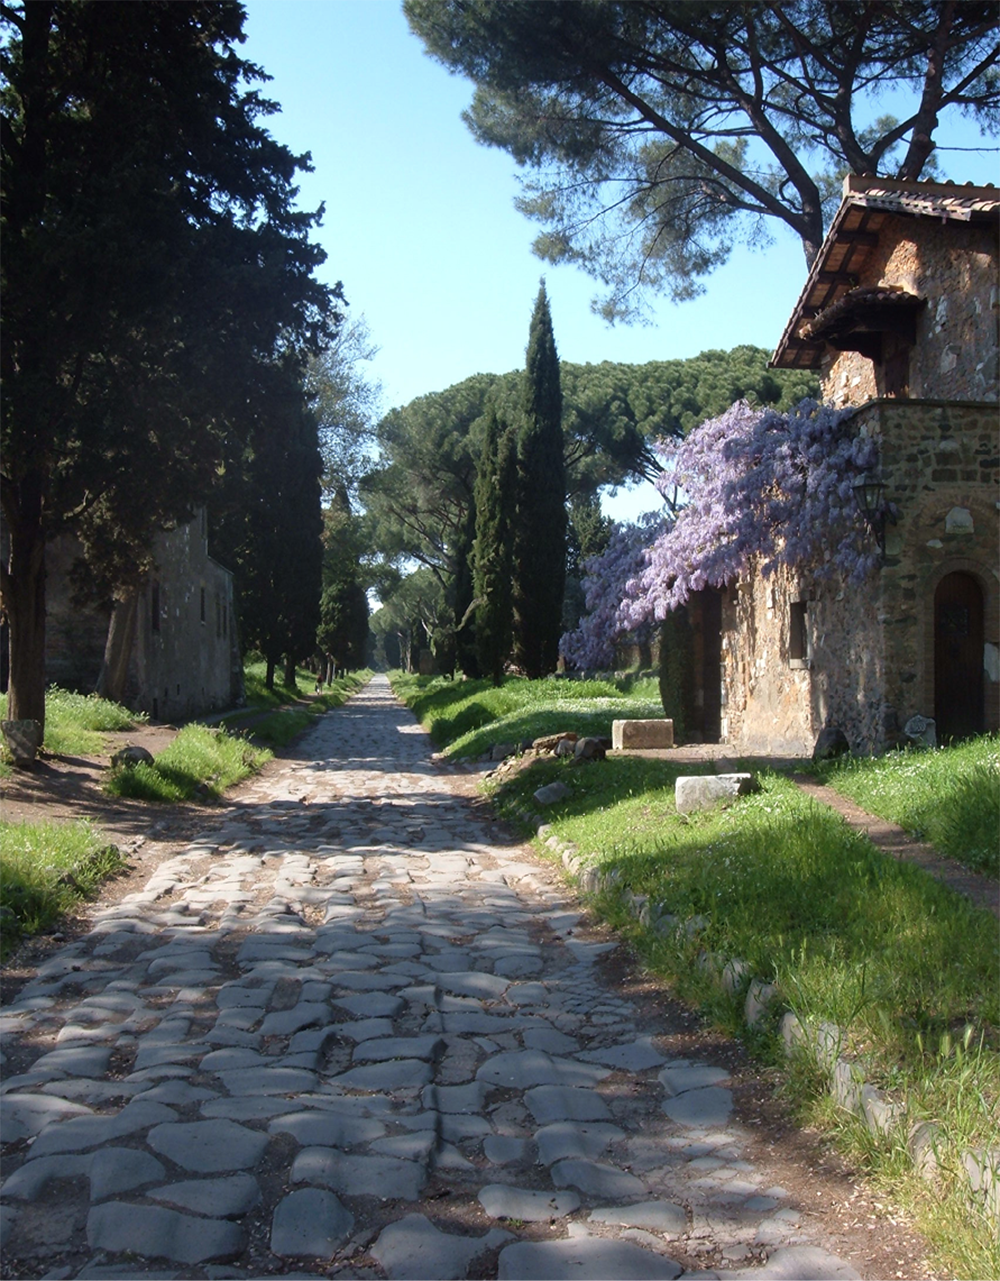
{"left": 44, "top": 509, "right": 243, "bottom": 721}
{"left": 712, "top": 177, "right": 999, "bottom": 753}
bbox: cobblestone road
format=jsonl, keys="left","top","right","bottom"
{"left": 1, "top": 676, "right": 868, "bottom": 1280}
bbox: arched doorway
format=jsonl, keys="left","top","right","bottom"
{"left": 934, "top": 572, "right": 984, "bottom": 742}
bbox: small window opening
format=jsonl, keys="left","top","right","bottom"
{"left": 789, "top": 600, "right": 810, "bottom": 666}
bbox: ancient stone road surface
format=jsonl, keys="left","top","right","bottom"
{"left": 1, "top": 676, "right": 866, "bottom": 1280}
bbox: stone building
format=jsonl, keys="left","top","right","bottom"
{"left": 43, "top": 509, "right": 243, "bottom": 722}
{"left": 699, "top": 177, "right": 999, "bottom": 754}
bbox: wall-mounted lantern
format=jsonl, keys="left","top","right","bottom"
{"left": 853, "top": 475, "right": 896, "bottom": 562}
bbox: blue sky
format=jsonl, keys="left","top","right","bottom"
{"left": 242, "top": 1, "right": 997, "bottom": 517}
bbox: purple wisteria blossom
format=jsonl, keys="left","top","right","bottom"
{"left": 620, "top": 399, "right": 883, "bottom": 628}
{"left": 560, "top": 513, "right": 665, "bottom": 669}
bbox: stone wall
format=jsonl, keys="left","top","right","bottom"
{"left": 719, "top": 565, "right": 886, "bottom": 756}
{"left": 821, "top": 215, "right": 999, "bottom": 407}
{"left": 856, "top": 399, "right": 1000, "bottom": 737}
{"left": 130, "top": 513, "right": 241, "bottom": 721}
{"left": 721, "top": 400, "right": 999, "bottom": 754}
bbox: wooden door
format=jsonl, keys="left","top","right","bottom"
{"left": 934, "top": 572, "right": 984, "bottom": 742}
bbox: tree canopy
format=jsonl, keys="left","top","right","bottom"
{"left": 406, "top": 0, "right": 1000, "bottom": 318}
{"left": 1, "top": 0, "right": 340, "bottom": 724}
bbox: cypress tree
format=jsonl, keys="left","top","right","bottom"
{"left": 473, "top": 401, "right": 518, "bottom": 686}
{"left": 513, "top": 284, "right": 566, "bottom": 678}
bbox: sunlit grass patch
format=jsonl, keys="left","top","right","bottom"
{"left": 105, "top": 724, "right": 270, "bottom": 802}
{"left": 0, "top": 819, "right": 128, "bottom": 956}
{"left": 812, "top": 735, "right": 999, "bottom": 877}
{"left": 0, "top": 686, "right": 146, "bottom": 757}
{"left": 390, "top": 671, "right": 663, "bottom": 758}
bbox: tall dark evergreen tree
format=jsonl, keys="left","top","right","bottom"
{"left": 213, "top": 361, "right": 324, "bottom": 691}
{"left": 452, "top": 496, "right": 480, "bottom": 678}
{"left": 1, "top": 2, "right": 338, "bottom": 728}
{"left": 473, "top": 401, "right": 518, "bottom": 686}
{"left": 513, "top": 284, "right": 566, "bottom": 678}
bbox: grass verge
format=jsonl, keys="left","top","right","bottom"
{"left": 219, "top": 667, "right": 371, "bottom": 742}
{"left": 104, "top": 725, "right": 271, "bottom": 802}
{"left": 399, "top": 675, "right": 998, "bottom": 1278}
{"left": 389, "top": 671, "right": 661, "bottom": 758}
{"left": 0, "top": 820, "right": 129, "bottom": 958}
{"left": 0, "top": 686, "right": 146, "bottom": 758}
{"left": 810, "top": 735, "right": 1000, "bottom": 878}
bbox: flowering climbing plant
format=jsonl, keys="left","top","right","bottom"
{"left": 560, "top": 514, "right": 665, "bottom": 669}
{"left": 619, "top": 398, "right": 884, "bottom": 628}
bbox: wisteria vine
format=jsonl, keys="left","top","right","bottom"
{"left": 562, "top": 399, "right": 885, "bottom": 665}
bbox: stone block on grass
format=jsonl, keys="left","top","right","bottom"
{"left": 675, "top": 773, "right": 758, "bottom": 814}
{"left": 611, "top": 719, "right": 674, "bottom": 750}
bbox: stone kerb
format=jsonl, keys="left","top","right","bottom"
{"left": 611, "top": 718, "right": 674, "bottom": 750}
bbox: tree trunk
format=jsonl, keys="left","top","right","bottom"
{"left": 265, "top": 656, "right": 276, "bottom": 690}
{"left": 96, "top": 590, "right": 140, "bottom": 705}
{"left": 2, "top": 483, "right": 48, "bottom": 733}
{"left": 282, "top": 653, "right": 296, "bottom": 688}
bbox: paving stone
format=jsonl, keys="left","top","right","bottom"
{"left": 477, "top": 1050, "right": 609, "bottom": 1089}
{"left": 370, "top": 1214, "right": 512, "bottom": 1281}
{"left": 291, "top": 1148, "right": 427, "bottom": 1200}
{"left": 729, "top": 1246, "right": 861, "bottom": 1279}
{"left": 268, "top": 1110, "right": 386, "bottom": 1147}
{"left": 353, "top": 1034, "right": 444, "bottom": 1063}
{"left": 86, "top": 1200, "right": 244, "bottom": 1264}
{"left": 478, "top": 1184, "right": 581, "bottom": 1222}
{"left": 484, "top": 1135, "right": 530, "bottom": 1165}
{"left": 535, "top": 1121, "right": 626, "bottom": 1165}
{"left": 551, "top": 1157, "right": 646, "bottom": 1199}
{"left": 658, "top": 1064, "right": 731, "bottom": 1095}
{"left": 0, "top": 1092, "right": 94, "bottom": 1141}
{"left": 89, "top": 1147, "right": 168, "bottom": 1200}
{"left": 270, "top": 1188, "right": 354, "bottom": 1258}
{"left": 590, "top": 1201, "right": 687, "bottom": 1233}
{"left": 146, "top": 1119, "right": 270, "bottom": 1172}
{"left": 422, "top": 1081, "right": 491, "bottom": 1113}
{"left": 148, "top": 1174, "right": 261, "bottom": 1217}
{"left": 26, "top": 1100, "right": 178, "bottom": 1157}
{"left": 2, "top": 1153, "right": 93, "bottom": 1200}
{"left": 523, "top": 1028, "right": 581, "bottom": 1055}
{"left": 216, "top": 1067, "right": 318, "bottom": 1095}
{"left": 435, "top": 970, "right": 510, "bottom": 1000}
{"left": 524, "top": 1085, "right": 612, "bottom": 1124}
{"left": 258, "top": 1003, "right": 330, "bottom": 1036}
{"left": 577, "top": 1036, "right": 666, "bottom": 1072}
{"left": 27, "top": 1045, "right": 114, "bottom": 1078}
{"left": 331, "top": 1059, "right": 432, "bottom": 1091}
{"left": 331, "top": 992, "right": 405, "bottom": 1019}
{"left": 662, "top": 1086, "right": 734, "bottom": 1129}
{"left": 497, "top": 1237, "right": 683, "bottom": 1279}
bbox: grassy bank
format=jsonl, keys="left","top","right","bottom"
{"left": 104, "top": 723, "right": 271, "bottom": 802}
{"left": 811, "top": 735, "right": 1000, "bottom": 878}
{"left": 389, "top": 671, "right": 661, "bottom": 757}
{"left": 0, "top": 686, "right": 145, "bottom": 759}
{"left": 397, "top": 674, "right": 999, "bottom": 1278}
{"left": 0, "top": 820, "right": 129, "bottom": 959}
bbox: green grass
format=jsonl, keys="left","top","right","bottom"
{"left": 0, "top": 819, "right": 129, "bottom": 957}
{"left": 389, "top": 671, "right": 663, "bottom": 758}
{"left": 398, "top": 675, "right": 998, "bottom": 1278}
{"left": 0, "top": 686, "right": 145, "bottom": 757}
{"left": 811, "top": 735, "right": 1000, "bottom": 877}
{"left": 104, "top": 724, "right": 271, "bottom": 802}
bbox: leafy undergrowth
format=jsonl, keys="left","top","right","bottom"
{"left": 811, "top": 735, "right": 1000, "bottom": 878}
{"left": 0, "top": 686, "right": 145, "bottom": 758}
{"left": 394, "top": 675, "right": 997, "bottom": 1278}
{"left": 104, "top": 724, "right": 271, "bottom": 802}
{"left": 390, "top": 671, "right": 662, "bottom": 758}
{"left": 0, "top": 820, "right": 129, "bottom": 958}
